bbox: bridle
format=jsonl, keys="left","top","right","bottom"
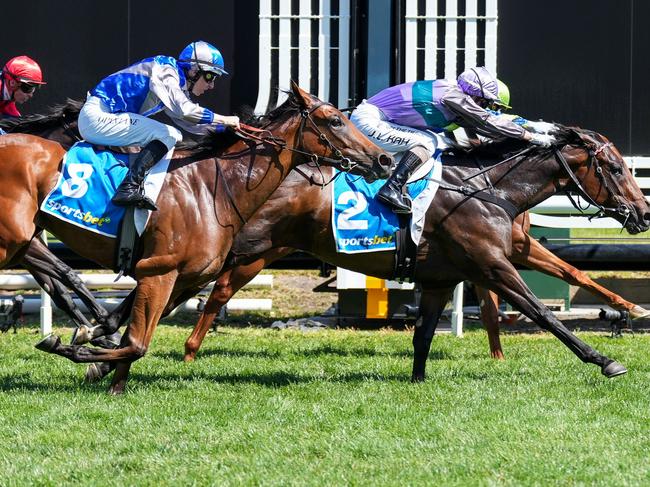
{"left": 553, "top": 141, "right": 632, "bottom": 223}
{"left": 436, "top": 136, "right": 633, "bottom": 223}
{"left": 221, "top": 100, "right": 370, "bottom": 223}
{"left": 235, "top": 101, "right": 360, "bottom": 174}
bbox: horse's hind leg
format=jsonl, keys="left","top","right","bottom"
{"left": 412, "top": 287, "right": 454, "bottom": 382}
{"left": 475, "top": 285, "right": 505, "bottom": 359}
{"left": 482, "top": 261, "right": 626, "bottom": 378}
{"left": 511, "top": 235, "right": 648, "bottom": 318}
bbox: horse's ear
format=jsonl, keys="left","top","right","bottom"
{"left": 290, "top": 80, "right": 312, "bottom": 109}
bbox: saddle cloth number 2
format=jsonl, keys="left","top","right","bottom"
{"left": 337, "top": 191, "right": 369, "bottom": 230}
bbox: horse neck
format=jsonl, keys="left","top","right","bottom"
{"left": 11, "top": 122, "right": 77, "bottom": 150}
{"left": 200, "top": 116, "right": 306, "bottom": 230}
{"left": 491, "top": 146, "right": 585, "bottom": 213}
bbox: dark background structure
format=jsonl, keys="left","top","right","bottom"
{"left": 2, "top": 0, "right": 648, "bottom": 154}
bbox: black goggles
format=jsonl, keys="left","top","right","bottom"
{"left": 19, "top": 83, "right": 38, "bottom": 94}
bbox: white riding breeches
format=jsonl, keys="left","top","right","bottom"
{"left": 350, "top": 100, "right": 439, "bottom": 159}
{"left": 78, "top": 95, "right": 183, "bottom": 150}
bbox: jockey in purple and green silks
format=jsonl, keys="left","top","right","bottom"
{"left": 351, "top": 67, "right": 557, "bottom": 214}
{"left": 446, "top": 79, "right": 558, "bottom": 150}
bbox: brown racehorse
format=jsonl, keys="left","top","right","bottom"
{"left": 8, "top": 103, "right": 644, "bottom": 367}
{"left": 175, "top": 127, "right": 650, "bottom": 381}
{"left": 179, "top": 175, "right": 649, "bottom": 363}
{"left": 5, "top": 102, "right": 649, "bottom": 384}
{"left": 0, "top": 83, "right": 391, "bottom": 394}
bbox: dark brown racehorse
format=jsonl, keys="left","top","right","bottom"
{"left": 175, "top": 127, "right": 650, "bottom": 381}
{"left": 0, "top": 83, "right": 390, "bottom": 393}
{"left": 180, "top": 181, "right": 649, "bottom": 364}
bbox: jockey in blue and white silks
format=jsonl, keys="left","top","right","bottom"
{"left": 78, "top": 40, "right": 240, "bottom": 210}
{"left": 350, "top": 67, "right": 557, "bottom": 214}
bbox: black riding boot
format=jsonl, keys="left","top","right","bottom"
{"left": 111, "top": 140, "right": 169, "bottom": 211}
{"left": 377, "top": 151, "right": 425, "bottom": 214}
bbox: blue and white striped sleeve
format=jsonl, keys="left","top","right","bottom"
{"left": 150, "top": 62, "right": 215, "bottom": 125}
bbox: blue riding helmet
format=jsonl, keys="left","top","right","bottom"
{"left": 178, "top": 41, "right": 228, "bottom": 76}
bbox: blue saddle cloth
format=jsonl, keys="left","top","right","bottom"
{"left": 40, "top": 142, "right": 129, "bottom": 238}
{"left": 332, "top": 167, "right": 435, "bottom": 254}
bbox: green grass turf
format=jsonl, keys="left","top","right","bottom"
{"left": 0, "top": 326, "right": 648, "bottom": 486}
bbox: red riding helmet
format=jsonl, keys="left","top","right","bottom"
{"left": 2, "top": 56, "right": 46, "bottom": 85}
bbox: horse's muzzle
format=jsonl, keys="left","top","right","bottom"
{"left": 622, "top": 204, "right": 650, "bottom": 234}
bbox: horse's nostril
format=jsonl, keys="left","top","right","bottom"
{"left": 644, "top": 212, "right": 650, "bottom": 222}
{"left": 378, "top": 153, "right": 393, "bottom": 168}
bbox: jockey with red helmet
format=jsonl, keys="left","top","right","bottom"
{"left": 351, "top": 67, "right": 556, "bottom": 213}
{"left": 78, "top": 40, "right": 239, "bottom": 210}
{"left": 0, "top": 56, "right": 46, "bottom": 118}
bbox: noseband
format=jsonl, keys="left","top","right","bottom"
{"left": 554, "top": 142, "right": 631, "bottom": 222}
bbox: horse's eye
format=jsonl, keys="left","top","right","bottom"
{"left": 330, "top": 116, "right": 343, "bottom": 128}
{"left": 610, "top": 165, "right": 623, "bottom": 175}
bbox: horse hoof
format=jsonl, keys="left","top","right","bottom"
{"left": 411, "top": 374, "right": 425, "bottom": 383}
{"left": 108, "top": 384, "right": 125, "bottom": 395}
{"left": 85, "top": 364, "right": 103, "bottom": 383}
{"left": 71, "top": 325, "right": 91, "bottom": 345}
{"left": 35, "top": 334, "right": 61, "bottom": 353}
{"left": 602, "top": 361, "right": 627, "bottom": 378}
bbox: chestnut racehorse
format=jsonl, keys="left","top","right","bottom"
{"left": 0, "top": 100, "right": 135, "bottom": 345}
{"left": 0, "top": 83, "right": 390, "bottom": 393}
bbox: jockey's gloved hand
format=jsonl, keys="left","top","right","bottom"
{"left": 528, "top": 133, "right": 556, "bottom": 147}
{"left": 213, "top": 115, "right": 241, "bottom": 129}
{"left": 526, "top": 121, "right": 558, "bottom": 135}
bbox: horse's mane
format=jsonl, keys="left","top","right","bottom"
{"left": 176, "top": 90, "right": 308, "bottom": 158}
{"left": 0, "top": 99, "right": 83, "bottom": 134}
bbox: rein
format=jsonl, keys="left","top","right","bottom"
{"left": 61, "top": 115, "right": 83, "bottom": 143}
{"left": 222, "top": 101, "right": 361, "bottom": 223}
{"left": 235, "top": 102, "right": 357, "bottom": 172}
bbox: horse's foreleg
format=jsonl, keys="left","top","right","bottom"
{"left": 184, "top": 255, "right": 274, "bottom": 361}
{"left": 184, "top": 270, "right": 234, "bottom": 362}
{"left": 72, "top": 291, "right": 135, "bottom": 345}
{"left": 475, "top": 285, "right": 504, "bottom": 360}
{"left": 36, "top": 272, "right": 178, "bottom": 393}
{"left": 412, "top": 287, "right": 453, "bottom": 382}
{"left": 108, "top": 272, "right": 178, "bottom": 394}
{"left": 482, "top": 261, "right": 626, "bottom": 378}
{"left": 511, "top": 237, "right": 648, "bottom": 318}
